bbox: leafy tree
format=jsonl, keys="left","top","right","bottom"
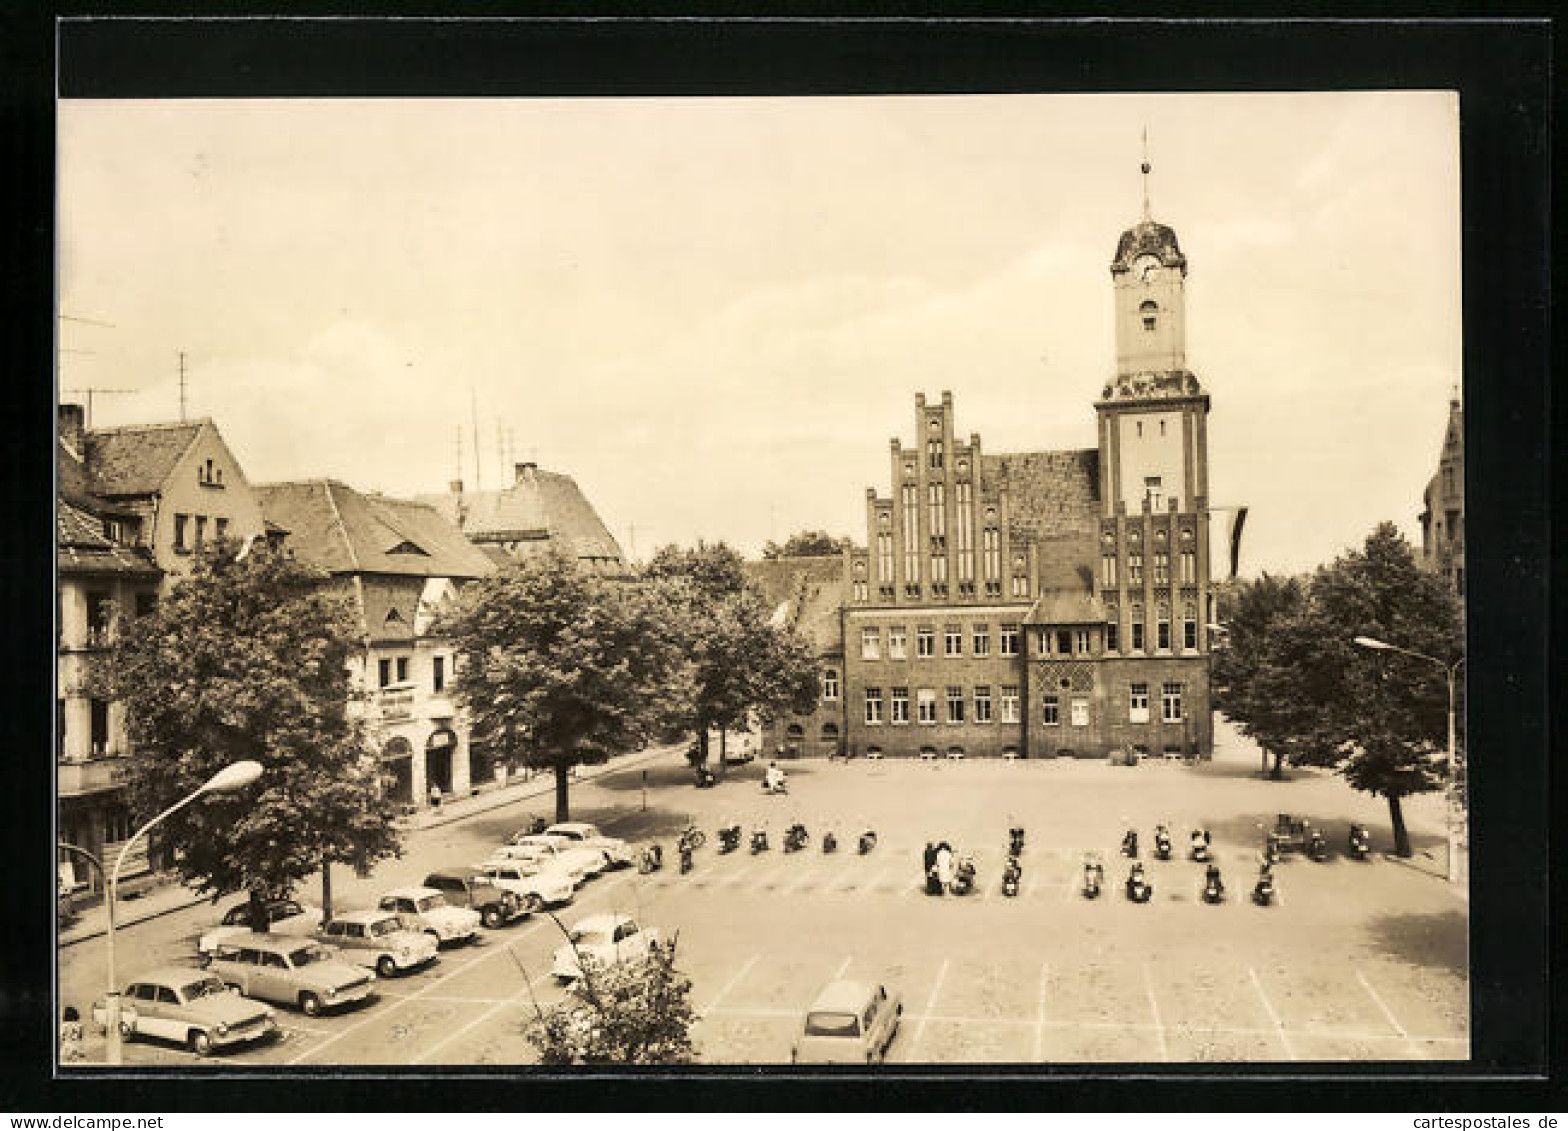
{"left": 643, "top": 542, "right": 819, "bottom": 766}
{"left": 1304, "top": 523, "right": 1463, "bottom": 856}
{"left": 442, "top": 550, "right": 695, "bottom": 822}
{"left": 761, "top": 530, "right": 852, "bottom": 560}
{"left": 525, "top": 926, "right": 696, "bottom": 1065}
{"left": 102, "top": 542, "right": 400, "bottom": 930}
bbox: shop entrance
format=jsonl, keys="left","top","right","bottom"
{"left": 382, "top": 737, "right": 413, "bottom": 805}
{"left": 425, "top": 729, "right": 456, "bottom": 795}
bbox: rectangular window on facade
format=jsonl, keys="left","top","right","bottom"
{"left": 853, "top": 581, "right": 868, "bottom": 602}
{"left": 1132, "top": 621, "right": 1145, "bottom": 651}
{"left": 1012, "top": 575, "right": 1029, "bottom": 598}
{"left": 887, "top": 626, "right": 907, "bottom": 660}
{"left": 90, "top": 698, "right": 109, "bottom": 753}
{"left": 173, "top": 513, "right": 189, "bottom": 551}
{"left": 1000, "top": 685, "right": 1020, "bottom": 723}
{"left": 917, "top": 688, "right": 937, "bottom": 724}
{"left": 1181, "top": 551, "right": 1196, "bottom": 584}
{"left": 1042, "top": 695, "right": 1060, "bottom": 725}
{"left": 1106, "top": 620, "right": 1119, "bottom": 652}
{"left": 946, "top": 686, "right": 965, "bottom": 724}
{"left": 931, "top": 555, "right": 948, "bottom": 584}
{"left": 1129, "top": 554, "right": 1144, "bottom": 583}
{"left": 215, "top": 517, "right": 229, "bottom": 542}
{"left": 822, "top": 669, "right": 840, "bottom": 701}
{"left": 378, "top": 658, "right": 392, "bottom": 687}
{"left": 877, "top": 531, "right": 894, "bottom": 581}
{"left": 1162, "top": 682, "right": 1184, "bottom": 723}
{"left": 917, "top": 626, "right": 935, "bottom": 657}
{"left": 928, "top": 439, "right": 944, "bottom": 470}
{"left": 396, "top": 657, "right": 409, "bottom": 683}
{"left": 1129, "top": 682, "right": 1150, "bottom": 724}
{"left": 864, "top": 688, "right": 883, "bottom": 725}
{"left": 1075, "top": 629, "right": 1091, "bottom": 655}
{"left": 983, "top": 528, "right": 1001, "bottom": 581}
{"left": 1000, "top": 623, "right": 1019, "bottom": 655}
{"left": 1102, "top": 555, "right": 1118, "bottom": 587}
{"left": 1071, "top": 698, "right": 1090, "bottom": 727}
{"left": 194, "top": 515, "right": 208, "bottom": 548}
{"left": 1036, "top": 631, "right": 1050, "bottom": 657}
{"left": 929, "top": 483, "right": 946, "bottom": 536}
{"left": 861, "top": 626, "right": 881, "bottom": 661}
{"left": 890, "top": 688, "right": 909, "bottom": 724}
{"left": 1056, "top": 629, "right": 1072, "bottom": 655}
{"left": 974, "top": 686, "right": 992, "bottom": 723}
{"left": 972, "top": 624, "right": 989, "bottom": 656}
{"left": 1184, "top": 618, "right": 1198, "bottom": 650}
{"left": 1154, "top": 552, "right": 1170, "bottom": 584}
{"left": 944, "top": 625, "right": 962, "bottom": 656}
{"left": 433, "top": 656, "right": 445, "bottom": 693}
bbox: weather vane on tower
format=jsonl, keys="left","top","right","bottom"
{"left": 1141, "top": 126, "right": 1153, "bottom": 221}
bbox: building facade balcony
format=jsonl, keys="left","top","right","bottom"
{"left": 58, "top": 750, "right": 133, "bottom": 797}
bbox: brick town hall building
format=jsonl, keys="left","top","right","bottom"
{"left": 758, "top": 205, "right": 1220, "bottom": 760}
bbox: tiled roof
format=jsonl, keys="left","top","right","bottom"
{"left": 743, "top": 556, "right": 845, "bottom": 656}
{"left": 57, "top": 496, "right": 160, "bottom": 578}
{"left": 983, "top": 448, "right": 1101, "bottom": 543}
{"left": 84, "top": 420, "right": 206, "bottom": 497}
{"left": 58, "top": 438, "right": 137, "bottom": 517}
{"left": 255, "top": 481, "right": 495, "bottom": 580}
{"left": 360, "top": 575, "right": 420, "bottom": 643}
{"left": 1024, "top": 591, "right": 1109, "bottom": 626}
{"left": 415, "top": 467, "right": 625, "bottom": 568}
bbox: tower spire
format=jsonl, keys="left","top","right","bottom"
{"left": 1140, "top": 127, "right": 1153, "bottom": 221}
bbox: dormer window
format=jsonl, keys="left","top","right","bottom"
{"left": 1140, "top": 300, "right": 1158, "bottom": 331}
{"left": 386, "top": 540, "right": 429, "bottom": 556}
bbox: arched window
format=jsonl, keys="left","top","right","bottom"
{"left": 1140, "top": 300, "right": 1158, "bottom": 331}
{"left": 821, "top": 722, "right": 839, "bottom": 741}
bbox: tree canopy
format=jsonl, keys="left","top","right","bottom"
{"left": 761, "top": 530, "right": 853, "bottom": 560}
{"left": 102, "top": 542, "right": 399, "bottom": 919}
{"left": 441, "top": 549, "right": 695, "bottom": 821}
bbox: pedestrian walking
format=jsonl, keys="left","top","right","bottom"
{"left": 59, "top": 1006, "right": 84, "bottom": 1063}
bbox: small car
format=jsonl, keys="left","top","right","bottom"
{"left": 315, "top": 910, "right": 439, "bottom": 978}
{"left": 544, "top": 822, "right": 635, "bottom": 869}
{"left": 792, "top": 980, "right": 903, "bottom": 1065}
{"left": 421, "top": 868, "right": 528, "bottom": 929}
{"left": 550, "top": 913, "right": 661, "bottom": 982}
{"left": 489, "top": 842, "right": 589, "bottom": 887}
{"left": 377, "top": 886, "right": 482, "bottom": 945}
{"left": 476, "top": 858, "right": 575, "bottom": 909}
{"left": 197, "top": 897, "right": 322, "bottom": 956}
{"left": 92, "top": 967, "right": 277, "bottom": 1056}
{"left": 204, "top": 934, "right": 375, "bottom": 1017}
{"left": 508, "top": 834, "right": 609, "bottom": 879}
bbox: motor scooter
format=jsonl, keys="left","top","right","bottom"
{"left": 1252, "top": 863, "right": 1276, "bottom": 906}
{"left": 1002, "top": 856, "right": 1022, "bottom": 897}
{"left": 822, "top": 830, "right": 837, "bottom": 854}
{"left": 717, "top": 824, "right": 741, "bottom": 853}
{"left": 950, "top": 855, "right": 977, "bottom": 896}
{"left": 750, "top": 826, "right": 769, "bottom": 854}
{"left": 1201, "top": 865, "right": 1225, "bottom": 904}
{"left": 1008, "top": 826, "right": 1025, "bottom": 857}
{"left": 638, "top": 844, "right": 664, "bottom": 874}
{"left": 1190, "top": 829, "right": 1211, "bottom": 863}
{"left": 784, "top": 823, "right": 809, "bottom": 853}
{"left": 1348, "top": 824, "right": 1371, "bottom": 861}
{"left": 858, "top": 829, "right": 878, "bottom": 855}
{"left": 924, "top": 865, "right": 945, "bottom": 896}
{"left": 1308, "top": 828, "right": 1329, "bottom": 862}
{"left": 694, "top": 767, "right": 716, "bottom": 789}
{"left": 679, "top": 843, "right": 693, "bottom": 874}
{"left": 1082, "top": 858, "right": 1104, "bottom": 900}
{"left": 1154, "top": 825, "right": 1172, "bottom": 861}
{"left": 1121, "top": 829, "right": 1139, "bottom": 858}
{"left": 1125, "top": 863, "right": 1153, "bottom": 903}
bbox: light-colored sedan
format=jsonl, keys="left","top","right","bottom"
{"left": 316, "top": 910, "right": 439, "bottom": 978}
{"left": 550, "top": 913, "right": 661, "bottom": 982}
{"left": 544, "top": 822, "right": 635, "bottom": 869}
{"left": 92, "top": 967, "right": 277, "bottom": 1057}
{"left": 377, "top": 886, "right": 482, "bottom": 946}
{"left": 792, "top": 980, "right": 903, "bottom": 1065}
{"left": 489, "top": 842, "right": 589, "bottom": 887}
{"left": 204, "top": 934, "right": 375, "bottom": 1017}
{"left": 476, "top": 858, "right": 575, "bottom": 909}
{"left": 197, "top": 897, "right": 322, "bottom": 957}
{"left": 509, "top": 833, "right": 609, "bottom": 879}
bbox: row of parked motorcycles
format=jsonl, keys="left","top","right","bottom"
{"left": 711, "top": 821, "right": 878, "bottom": 857}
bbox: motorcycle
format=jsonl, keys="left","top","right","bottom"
{"left": 638, "top": 844, "right": 664, "bottom": 874}
{"left": 750, "top": 827, "right": 769, "bottom": 854}
{"left": 1121, "top": 829, "right": 1139, "bottom": 858}
{"left": 784, "top": 823, "right": 809, "bottom": 853}
{"left": 1308, "top": 829, "right": 1328, "bottom": 863}
{"left": 1008, "top": 826, "right": 1025, "bottom": 857}
{"left": 717, "top": 824, "right": 741, "bottom": 853}
{"left": 1125, "top": 863, "right": 1153, "bottom": 903}
{"left": 858, "top": 829, "right": 878, "bottom": 855}
{"left": 822, "top": 830, "right": 838, "bottom": 854}
{"left": 1082, "top": 860, "right": 1104, "bottom": 900}
{"left": 1252, "top": 863, "right": 1276, "bottom": 906}
{"left": 1202, "top": 866, "right": 1225, "bottom": 904}
{"left": 925, "top": 865, "right": 945, "bottom": 896}
{"left": 1190, "top": 829, "right": 1211, "bottom": 863}
{"left": 1262, "top": 836, "right": 1281, "bottom": 867}
{"left": 1348, "top": 824, "right": 1371, "bottom": 861}
{"left": 679, "top": 843, "right": 693, "bottom": 874}
{"left": 694, "top": 767, "right": 717, "bottom": 789}
{"left": 1002, "top": 856, "right": 1022, "bottom": 898}
{"left": 950, "top": 855, "right": 977, "bottom": 896}
{"left": 1154, "top": 825, "right": 1172, "bottom": 861}
{"left": 678, "top": 826, "right": 706, "bottom": 853}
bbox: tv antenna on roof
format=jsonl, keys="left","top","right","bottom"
{"left": 61, "top": 388, "right": 137, "bottom": 430}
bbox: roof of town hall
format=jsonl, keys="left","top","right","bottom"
{"left": 982, "top": 448, "right": 1101, "bottom": 544}
{"left": 83, "top": 419, "right": 209, "bottom": 497}
{"left": 255, "top": 480, "right": 496, "bottom": 581}
{"left": 414, "top": 465, "right": 626, "bottom": 570}
{"left": 743, "top": 556, "right": 845, "bottom": 657}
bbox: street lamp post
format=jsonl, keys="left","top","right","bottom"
{"left": 103, "top": 760, "right": 263, "bottom": 1065}
{"left": 1352, "top": 635, "right": 1465, "bottom": 885}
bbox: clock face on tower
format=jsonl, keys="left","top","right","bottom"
{"left": 1134, "top": 254, "right": 1161, "bottom": 283}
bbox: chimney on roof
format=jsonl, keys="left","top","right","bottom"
{"left": 515, "top": 461, "right": 537, "bottom": 485}
{"left": 449, "top": 479, "right": 464, "bottom": 495}
{"left": 59, "top": 404, "right": 85, "bottom": 452}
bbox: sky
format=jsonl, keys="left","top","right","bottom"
{"left": 57, "top": 92, "right": 1461, "bottom": 576}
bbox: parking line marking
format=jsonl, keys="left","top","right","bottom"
{"left": 901, "top": 957, "right": 949, "bottom": 1063}
{"left": 410, "top": 970, "right": 550, "bottom": 1065}
{"left": 375, "top": 992, "right": 510, "bottom": 1005}
{"left": 832, "top": 955, "right": 853, "bottom": 980}
{"left": 1249, "top": 967, "right": 1297, "bottom": 1061}
{"left": 1033, "top": 963, "right": 1049, "bottom": 1061}
{"left": 1142, "top": 964, "right": 1169, "bottom": 1062}
{"left": 1355, "top": 970, "right": 1419, "bottom": 1054}
{"left": 699, "top": 953, "right": 761, "bottom": 1017}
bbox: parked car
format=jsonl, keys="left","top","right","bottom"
{"left": 476, "top": 858, "right": 574, "bottom": 909}
{"left": 421, "top": 868, "right": 528, "bottom": 929}
{"left": 197, "top": 897, "right": 322, "bottom": 956}
{"left": 507, "top": 834, "right": 609, "bottom": 879}
{"left": 315, "top": 910, "right": 439, "bottom": 978}
{"left": 488, "top": 842, "right": 589, "bottom": 887}
{"left": 92, "top": 967, "right": 278, "bottom": 1056}
{"left": 550, "top": 912, "right": 661, "bottom": 982}
{"left": 203, "top": 933, "right": 375, "bottom": 1017}
{"left": 544, "top": 822, "right": 635, "bottom": 868}
{"left": 792, "top": 980, "right": 903, "bottom": 1065}
{"left": 377, "top": 886, "right": 482, "bottom": 946}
